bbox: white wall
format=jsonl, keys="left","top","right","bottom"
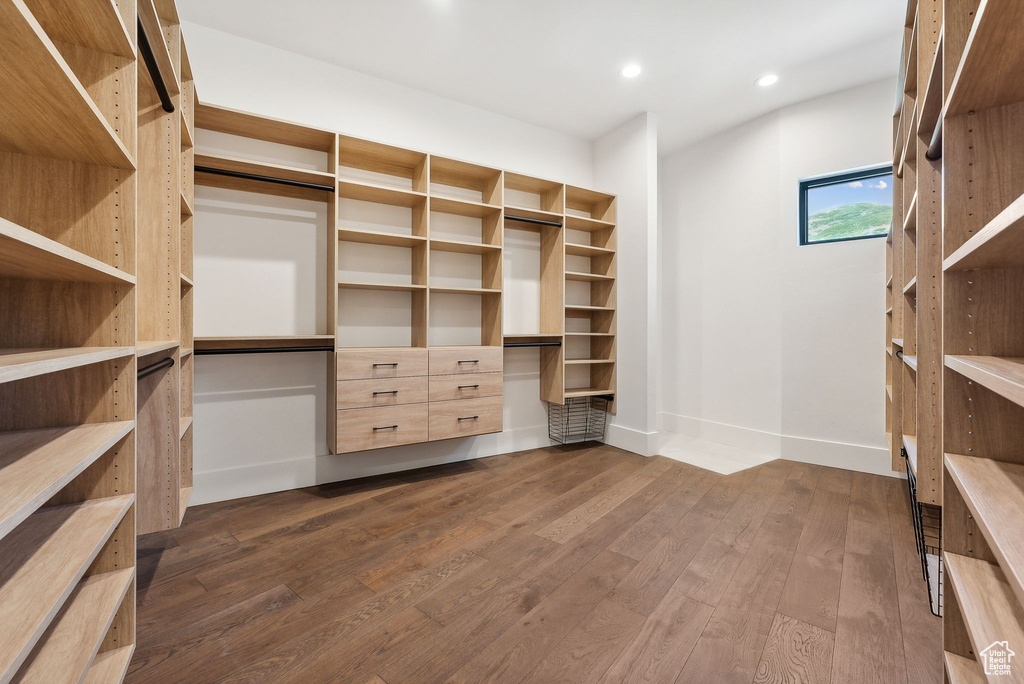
{"left": 185, "top": 24, "right": 604, "bottom": 505}
{"left": 659, "top": 79, "right": 896, "bottom": 475}
{"left": 593, "top": 114, "right": 660, "bottom": 455}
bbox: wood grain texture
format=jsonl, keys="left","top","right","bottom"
{"left": 753, "top": 613, "right": 833, "bottom": 684}
{"left": 127, "top": 446, "right": 938, "bottom": 683}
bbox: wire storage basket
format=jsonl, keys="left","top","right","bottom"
{"left": 905, "top": 448, "right": 943, "bottom": 617}
{"left": 548, "top": 396, "right": 609, "bottom": 444}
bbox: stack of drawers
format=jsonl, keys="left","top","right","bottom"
{"left": 335, "top": 346, "right": 502, "bottom": 454}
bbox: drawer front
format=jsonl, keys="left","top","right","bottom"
{"left": 428, "top": 372, "right": 503, "bottom": 402}
{"left": 336, "top": 404, "right": 428, "bottom": 453}
{"left": 428, "top": 347, "right": 503, "bottom": 375}
{"left": 429, "top": 396, "right": 503, "bottom": 441}
{"left": 336, "top": 348, "right": 427, "bottom": 380}
{"left": 337, "top": 376, "right": 428, "bottom": 409}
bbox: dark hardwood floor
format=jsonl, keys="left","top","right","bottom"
{"left": 129, "top": 443, "right": 941, "bottom": 684}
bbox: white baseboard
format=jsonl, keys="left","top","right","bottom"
{"left": 657, "top": 412, "right": 900, "bottom": 478}
{"left": 192, "top": 424, "right": 552, "bottom": 505}
{"left": 605, "top": 422, "right": 659, "bottom": 457}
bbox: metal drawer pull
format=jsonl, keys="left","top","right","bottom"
{"left": 457, "top": 384, "right": 480, "bottom": 390}
{"left": 373, "top": 425, "right": 399, "bottom": 431}
{"left": 457, "top": 359, "right": 479, "bottom": 364}
{"left": 373, "top": 362, "right": 399, "bottom": 367}
{"left": 458, "top": 415, "right": 479, "bottom": 421}
{"left": 373, "top": 390, "right": 399, "bottom": 395}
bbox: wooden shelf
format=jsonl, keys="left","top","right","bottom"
{"left": 194, "top": 336, "right": 334, "bottom": 351}
{"left": 339, "top": 228, "right": 426, "bottom": 248}
{"left": 338, "top": 281, "right": 426, "bottom": 292}
{"left": 83, "top": 645, "right": 134, "bottom": 684}
{"left": 903, "top": 277, "right": 917, "bottom": 295}
{"left": 14, "top": 567, "right": 133, "bottom": 683}
{"left": 944, "top": 553, "right": 1024, "bottom": 670}
{"left": 885, "top": 307, "right": 893, "bottom": 316}
{"left": 430, "top": 196, "right": 500, "bottom": 219}
{"left": 429, "top": 286, "right": 501, "bottom": 296}
{"left": 944, "top": 192, "right": 1024, "bottom": 271}
{"left": 565, "top": 242, "right": 613, "bottom": 258}
{"left": 23, "top": 0, "right": 133, "bottom": 58}
{"left": 0, "top": 494, "right": 133, "bottom": 682}
{"left": 178, "top": 487, "right": 192, "bottom": 523}
{"left": 943, "top": 651, "right": 984, "bottom": 684}
{"left": 565, "top": 305, "right": 614, "bottom": 319}
{"left": 904, "top": 13, "right": 918, "bottom": 92}
{"left": 0, "top": 218, "right": 135, "bottom": 285}
{"left": 946, "top": 0, "right": 1024, "bottom": 116}
{"left": 904, "top": 355, "right": 918, "bottom": 372}
{"left": 946, "top": 454, "right": 1024, "bottom": 608}
{"left": 337, "top": 179, "right": 426, "bottom": 208}
{"left": 946, "top": 355, "right": 1024, "bottom": 409}
{"left": 903, "top": 192, "right": 917, "bottom": 233}
{"left": 179, "top": 416, "right": 193, "bottom": 439}
{"left": 565, "top": 271, "right": 614, "bottom": 282}
{"left": 430, "top": 239, "right": 501, "bottom": 255}
{"left": 0, "top": 347, "right": 134, "bottom": 385}
{"left": 181, "top": 109, "right": 194, "bottom": 148}
{"left": 137, "top": 340, "right": 178, "bottom": 358}
{"left": 918, "top": 31, "right": 944, "bottom": 143}
{"left": 893, "top": 338, "right": 905, "bottom": 347}
{"left": 504, "top": 205, "right": 563, "bottom": 224}
{"left": 195, "top": 153, "right": 336, "bottom": 198}
{"left": 903, "top": 434, "right": 918, "bottom": 474}
{"left": 566, "top": 332, "right": 614, "bottom": 337}
{"left": 180, "top": 273, "right": 193, "bottom": 289}
{"left": 565, "top": 215, "right": 614, "bottom": 232}
{"left": 565, "top": 359, "right": 615, "bottom": 365}
{"left": 886, "top": 383, "right": 893, "bottom": 399}
{"left": 196, "top": 103, "right": 334, "bottom": 151}
{"left": 0, "top": 1, "right": 135, "bottom": 169}
{"left": 564, "top": 387, "right": 615, "bottom": 398}
{"left": 504, "top": 334, "right": 562, "bottom": 345}
{"left": 181, "top": 192, "right": 193, "bottom": 217}
{"left": 886, "top": 275, "right": 893, "bottom": 289}
{"left": 0, "top": 421, "right": 133, "bottom": 540}
{"left": 181, "top": 348, "right": 193, "bottom": 358}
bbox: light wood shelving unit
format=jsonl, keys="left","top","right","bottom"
{"left": 134, "top": 0, "right": 194, "bottom": 535}
{"left": 187, "top": 104, "right": 614, "bottom": 454}
{"left": 890, "top": 0, "right": 943, "bottom": 504}
{"left": 0, "top": 0, "right": 140, "bottom": 680}
{"left": 891, "top": 0, "right": 1024, "bottom": 678}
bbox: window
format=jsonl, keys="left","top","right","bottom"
{"left": 799, "top": 164, "right": 893, "bottom": 245}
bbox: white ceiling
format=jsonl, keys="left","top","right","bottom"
{"left": 177, "top": 0, "right": 903, "bottom": 154}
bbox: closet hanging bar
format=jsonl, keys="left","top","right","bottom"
{"left": 137, "top": 18, "right": 174, "bottom": 113}
{"left": 504, "top": 215, "right": 563, "bottom": 228}
{"left": 138, "top": 357, "right": 175, "bottom": 379}
{"left": 503, "top": 341, "right": 562, "bottom": 347}
{"left": 194, "top": 345, "right": 335, "bottom": 355}
{"left": 195, "top": 165, "right": 337, "bottom": 193}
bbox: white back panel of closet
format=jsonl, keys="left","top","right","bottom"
{"left": 194, "top": 186, "right": 328, "bottom": 336}
{"left": 502, "top": 226, "right": 541, "bottom": 334}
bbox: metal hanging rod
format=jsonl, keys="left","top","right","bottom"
{"left": 137, "top": 18, "right": 174, "bottom": 114}
{"left": 925, "top": 118, "right": 943, "bottom": 161}
{"left": 505, "top": 215, "right": 563, "bottom": 228}
{"left": 195, "top": 345, "right": 335, "bottom": 356}
{"left": 195, "top": 166, "right": 337, "bottom": 193}
{"left": 503, "top": 341, "right": 562, "bottom": 348}
{"left": 138, "top": 356, "right": 174, "bottom": 379}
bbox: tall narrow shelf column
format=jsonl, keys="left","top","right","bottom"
{"left": 0, "top": 0, "right": 140, "bottom": 680}
{"left": 930, "top": 0, "right": 1024, "bottom": 679}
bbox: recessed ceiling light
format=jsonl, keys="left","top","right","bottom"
{"left": 620, "top": 64, "right": 642, "bottom": 79}
{"left": 757, "top": 73, "right": 779, "bottom": 87}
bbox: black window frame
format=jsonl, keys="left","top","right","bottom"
{"left": 798, "top": 163, "right": 894, "bottom": 246}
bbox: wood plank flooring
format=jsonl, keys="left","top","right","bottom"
{"left": 129, "top": 443, "right": 941, "bottom": 684}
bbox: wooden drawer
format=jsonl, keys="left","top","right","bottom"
{"left": 428, "top": 347, "right": 503, "bottom": 375}
{"left": 428, "top": 372, "right": 503, "bottom": 402}
{"left": 337, "top": 376, "right": 428, "bottom": 409}
{"left": 336, "top": 348, "right": 427, "bottom": 380}
{"left": 336, "top": 404, "right": 428, "bottom": 453}
{"left": 429, "top": 396, "right": 503, "bottom": 441}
